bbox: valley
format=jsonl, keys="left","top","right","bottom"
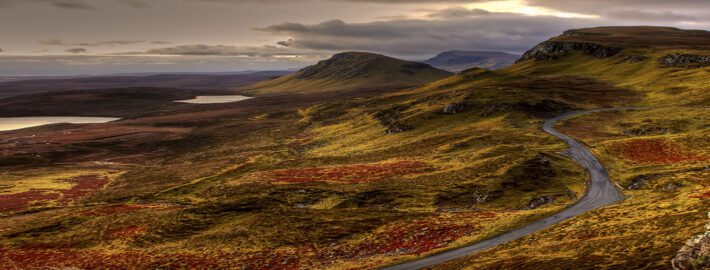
{"left": 0, "top": 26, "right": 708, "bottom": 270}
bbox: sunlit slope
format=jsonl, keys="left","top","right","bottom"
{"left": 506, "top": 26, "right": 710, "bottom": 105}
{"left": 242, "top": 52, "right": 452, "bottom": 94}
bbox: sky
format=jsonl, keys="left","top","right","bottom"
{"left": 0, "top": 0, "right": 708, "bottom": 76}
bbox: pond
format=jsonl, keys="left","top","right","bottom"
{"left": 175, "top": 95, "right": 253, "bottom": 104}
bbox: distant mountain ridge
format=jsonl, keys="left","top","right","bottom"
{"left": 243, "top": 52, "right": 452, "bottom": 94}
{"left": 424, "top": 50, "right": 520, "bottom": 72}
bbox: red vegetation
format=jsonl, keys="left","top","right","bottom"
{"left": 108, "top": 225, "right": 149, "bottom": 239}
{"left": 0, "top": 212, "right": 500, "bottom": 270}
{"left": 58, "top": 175, "right": 109, "bottom": 203}
{"left": 0, "top": 190, "right": 60, "bottom": 212}
{"left": 238, "top": 250, "right": 302, "bottom": 270}
{"left": 79, "top": 203, "right": 179, "bottom": 216}
{"left": 690, "top": 190, "right": 710, "bottom": 199}
{"left": 0, "top": 248, "right": 223, "bottom": 270}
{"left": 0, "top": 175, "right": 108, "bottom": 213}
{"left": 268, "top": 161, "right": 430, "bottom": 183}
{"left": 323, "top": 214, "right": 492, "bottom": 261}
{"left": 617, "top": 139, "right": 705, "bottom": 164}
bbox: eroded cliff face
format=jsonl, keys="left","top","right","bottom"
{"left": 672, "top": 212, "right": 710, "bottom": 270}
{"left": 659, "top": 54, "right": 710, "bottom": 68}
{"left": 516, "top": 41, "right": 622, "bottom": 62}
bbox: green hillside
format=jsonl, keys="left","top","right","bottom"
{"left": 0, "top": 26, "right": 707, "bottom": 270}
{"left": 242, "top": 52, "right": 452, "bottom": 94}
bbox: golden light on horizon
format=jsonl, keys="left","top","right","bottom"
{"left": 465, "top": 0, "right": 599, "bottom": 19}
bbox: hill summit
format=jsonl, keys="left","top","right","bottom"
{"left": 424, "top": 50, "right": 519, "bottom": 71}
{"left": 243, "top": 52, "right": 452, "bottom": 94}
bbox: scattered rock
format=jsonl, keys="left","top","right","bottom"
{"left": 442, "top": 102, "right": 472, "bottom": 114}
{"left": 503, "top": 154, "right": 556, "bottom": 192}
{"left": 436, "top": 184, "right": 502, "bottom": 207}
{"left": 659, "top": 54, "right": 710, "bottom": 68}
{"left": 373, "top": 105, "right": 413, "bottom": 134}
{"left": 620, "top": 54, "right": 647, "bottom": 63}
{"left": 627, "top": 175, "right": 653, "bottom": 190}
{"left": 663, "top": 183, "right": 682, "bottom": 191}
{"left": 527, "top": 196, "right": 557, "bottom": 209}
{"left": 514, "top": 99, "right": 572, "bottom": 117}
{"left": 562, "top": 30, "right": 610, "bottom": 37}
{"left": 517, "top": 41, "right": 622, "bottom": 62}
{"left": 672, "top": 212, "right": 710, "bottom": 270}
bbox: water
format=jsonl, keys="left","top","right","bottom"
{"left": 175, "top": 95, "right": 253, "bottom": 104}
{"left": 0, "top": 116, "right": 119, "bottom": 132}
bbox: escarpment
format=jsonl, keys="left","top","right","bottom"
{"left": 516, "top": 41, "right": 622, "bottom": 62}
{"left": 659, "top": 54, "right": 710, "bottom": 68}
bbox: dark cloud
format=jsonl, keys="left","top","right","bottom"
{"left": 38, "top": 0, "right": 94, "bottom": 9}
{"left": 257, "top": 14, "right": 595, "bottom": 57}
{"left": 141, "top": 44, "right": 324, "bottom": 59}
{"left": 40, "top": 39, "right": 169, "bottom": 47}
{"left": 65, "top": 47, "right": 88, "bottom": 53}
{"left": 146, "top": 45, "right": 263, "bottom": 56}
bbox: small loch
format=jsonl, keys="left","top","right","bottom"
{"left": 175, "top": 95, "right": 253, "bottom": 104}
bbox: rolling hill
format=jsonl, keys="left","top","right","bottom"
{"left": 242, "top": 52, "right": 452, "bottom": 94}
{"left": 424, "top": 50, "right": 520, "bottom": 72}
{"left": 0, "top": 26, "right": 707, "bottom": 270}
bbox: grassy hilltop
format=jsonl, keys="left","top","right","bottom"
{"left": 0, "top": 26, "right": 707, "bottom": 269}
{"left": 243, "top": 52, "right": 452, "bottom": 94}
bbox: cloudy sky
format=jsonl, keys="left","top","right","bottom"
{"left": 0, "top": 0, "right": 708, "bottom": 75}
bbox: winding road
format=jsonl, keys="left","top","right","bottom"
{"left": 381, "top": 108, "right": 631, "bottom": 270}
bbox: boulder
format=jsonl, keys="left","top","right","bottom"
{"left": 672, "top": 212, "right": 710, "bottom": 270}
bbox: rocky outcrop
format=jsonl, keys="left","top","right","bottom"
{"left": 517, "top": 41, "right": 622, "bottom": 62}
{"left": 561, "top": 30, "right": 610, "bottom": 37}
{"left": 672, "top": 212, "right": 710, "bottom": 270}
{"left": 436, "top": 184, "right": 503, "bottom": 208}
{"left": 526, "top": 195, "right": 557, "bottom": 209}
{"left": 620, "top": 54, "right": 647, "bottom": 63}
{"left": 373, "top": 105, "right": 412, "bottom": 134}
{"left": 441, "top": 102, "right": 472, "bottom": 114}
{"left": 659, "top": 54, "right": 710, "bottom": 68}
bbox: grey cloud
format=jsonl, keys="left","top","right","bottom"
{"left": 427, "top": 7, "right": 491, "bottom": 18}
{"left": 257, "top": 14, "right": 595, "bottom": 57}
{"left": 141, "top": 44, "right": 322, "bottom": 58}
{"left": 39, "top": 39, "right": 65, "bottom": 46}
{"left": 0, "top": 55, "right": 313, "bottom": 76}
{"left": 65, "top": 47, "right": 88, "bottom": 53}
{"left": 527, "top": 0, "right": 710, "bottom": 13}
{"left": 605, "top": 10, "right": 701, "bottom": 22}
{"left": 38, "top": 0, "right": 94, "bottom": 9}
{"left": 116, "top": 0, "right": 151, "bottom": 8}
{"left": 40, "top": 39, "right": 169, "bottom": 47}
{"left": 277, "top": 39, "right": 293, "bottom": 47}
{"left": 526, "top": 1, "right": 709, "bottom": 26}
{"left": 0, "top": 0, "right": 152, "bottom": 9}
{"left": 339, "top": 0, "right": 485, "bottom": 3}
